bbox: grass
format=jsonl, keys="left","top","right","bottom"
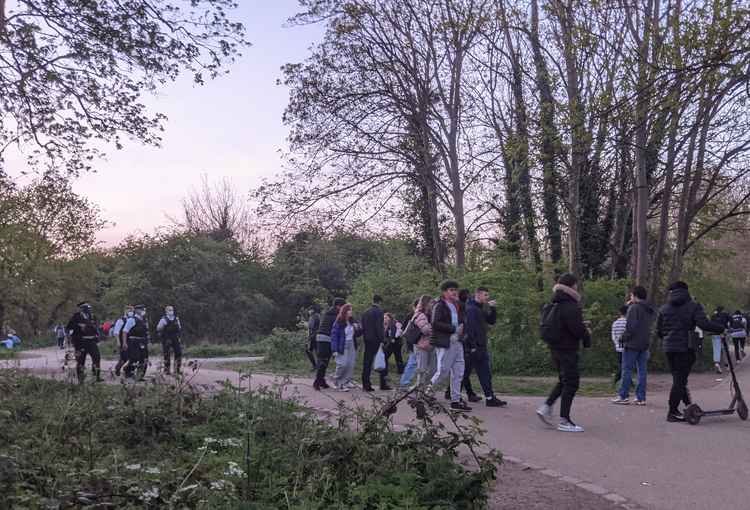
{"left": 97, "top": 341, "right": 265, "bottom": 361}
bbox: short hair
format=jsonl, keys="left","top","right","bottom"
{"left": 476, "top": 286, "right": 489, "bottom": 293}
{"left": 668, "top": 281, "right": 688, "bottom": 291}
{"left": 440, "top": 280, "right": 459, "bottom": 292}
{"left": 333, "top": 297, "right": 346, "bottom": 307}
{"left": 557, "top": 273, "right": 578, "bottom": 288}
{"left": 373, "top": 295, "right": 383, "bottom": 304}
{"left": 619, "top": 305, "right": 629, "bottom": 316}
{"left": 458, "top": 289, "right": 470, "bottom": 303}
{"left": 632, "top": 286, "right": 647, "bottom": 300}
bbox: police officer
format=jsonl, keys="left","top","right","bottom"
{"left": 66, "top": 301, "right": 102, "bottom": 383}
{"left": 156, "top": 305, "right": 183, "bottom": 375}
{"left": 112, "top": 305, "right": 134, "bottom": 376}
{"left": 123, "top": 304, "right": 150, "bottom": 380}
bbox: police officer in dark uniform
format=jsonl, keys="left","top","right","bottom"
{"left": 157, "top": 305, "right": 182, "bottom": 375}
{"left": 112, "top": 305, "right": 134, "bottom": 376}
{"left": 123, "top": 304, "right": 150, "bottom": 380}
{"left": 66, "top": 301, "right": 102, "bottom": 383}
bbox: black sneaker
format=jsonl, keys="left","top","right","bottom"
{"left": 363, "top": 386, "right": 375, "bottom": 392}
{"left": 380, "top": 385, "right": 393, "bottom": 391}
{"left": 450, "top": 400, "right": 472, "bottom": 412}
{"left": 667, "top": 412, "right": 686, "bottom": 423}
{"left": 467, "top": 394, "right": 482, "bottom": 403}
{"left": 486, "top": 397, "right": 507, "bottom": 408}
{"left": 444, "top": 389, "right": 451, "bottom": 400}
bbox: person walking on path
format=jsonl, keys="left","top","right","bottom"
{"left": 361, "top": 295, "right": 389, "bottom": 391}
{"left": 536, "top": 273, "right": 591, "bottom": 432}
{"left": 710, "top": 306, "right": 731, "bottom": 374}
{"left": 611, "top": 306, "right": 627, "bottom": 385}
{"left": 123, "top": 304, "right": 150, "bottom": 380}
{"left": 430, "top": 280, "right": 471, "bottom": 412}
{"left": 55, "top": 323, "right": 66, "bottom": 350}
{"left": 156, "top": 305, "right": 183, "bottom": 375}
{"left": 330, "top": 303, "right": 362, "bottom": 391}
{"left": 306, "top": 305, "right": 320, "bottom": 371}
{"left": 314, "top": 298, "right": 345, "bottom": 391}
{"left": 66, "top": 301, "right": 102, "bottom": 383}
{"left": 729, "top": 310, "right": 747, "bottom": 363}
{"left": 384, "top": 313, "right": 405, "bottom": 375}
{"left": 612, "top": 286, "right": 655, "bottom": 406}
{"left": 656, "top": 281, "right": 725, "bottom": 422}
{"left": 463, "top": 287, "right": 506, "bottom": 408}
{"left": 112, "top": 305, "right": 134, "bottom": 376}
{"left": 399, "top": 300, "right": 420, "bottom": 389}
{"left": 400, "top": 296, "right": 436, "bottom": 388}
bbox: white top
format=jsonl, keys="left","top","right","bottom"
{"left": 611, "top": 317, "right": 627, "bottom": 353}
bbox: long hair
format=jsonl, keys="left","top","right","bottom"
{"left": 416, "top": 295, "right": 433, "bottom": 314}
{"left": 336, "top": 303, "right": 353, "bottom": 324}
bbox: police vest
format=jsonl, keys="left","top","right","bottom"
{"left": 129, "top": 317, "right": 149, "bottom": 340}
{"left": 161, "top": 317, "right": 181, "bottom": 339}
{"left": 77, "top": 314, "right": 99, "bottom": 339}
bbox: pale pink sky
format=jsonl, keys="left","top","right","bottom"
{"left": 37, "top": 1, "right": 322, "bottom": 245}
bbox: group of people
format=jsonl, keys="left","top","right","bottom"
{"left": 64, "top": 302, "right": 183, "bottom": 383}
{"left": 306, "top": 281, "right": 508, "bottom": 411}
{"left": 708, "top": 306, "right": 748, "bottom": 372}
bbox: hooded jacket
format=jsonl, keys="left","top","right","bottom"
{"left": 431, "top": 298, "right": 464, "bottom": 349}
{"left": 621, "top": 301, "right": 656, "bottom": 351}
{"left": 657, "top": 288, "right": 725, "bottom": 352}
{"left": 465, "top": 298, "right": 497, "bottom": 350}
{"left": 317, "top": 306, "right": 339, "bottom": 339}
{"left": 549, "top": 285, "right": 591, "bottom": 351}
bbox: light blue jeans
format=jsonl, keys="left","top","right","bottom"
{"left": 712, "top": 336, "right": 723, "bottom": 364}
{"left": 619, "top": 349, "right": 649, "bottom": 402}
{"left": 400, "top": 352, "right": 418, "bottom": 387}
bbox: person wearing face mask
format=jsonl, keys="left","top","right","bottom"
{"left": 66, "top": 301, "right": 102, "bottom": 383}
{"left": 112, "top": 305, "right": 134, "bottom": 377}
{"left": 123, "top": 304, "right": 150, "bottom": 380}
{"left": 157, "top": 305, "right": 183, "bottom": 375}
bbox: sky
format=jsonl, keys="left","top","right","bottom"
{"left": 67, "top": 1, "right": 322, "bottom": 245}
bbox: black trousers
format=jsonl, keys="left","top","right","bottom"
{"left": 73, "top": 339, "right": 101, "bottom": 382}
{"left": 114, "top": 339, "right": 128, "bottom": 375}
{"left": 545, "top": 349, "right": 580, "bottom": 420}
{"left": 384, "top": 338, "right": 404, "bottom": 374}
{"left": 666, "top": 350, "right": 696, "bottom": 414}
{"left": 732, "top": 337, "right": 746, "bottom": 361}
{"left": 463, "top": 348, "right": 494, "bottom": 398}
{"left": 57, "top": 336, "right": 65, "bottom": 349}
{"left": 162, "top": 337, "right": 183, "bottom": 373}
{"left": 124, "top": 339, "right": 149, "bottom": 380}
{"left": 362, "top": 340, "right": 387, "bottom": 389}
{"left": 315, "top": 341, "right": 332, "bottom": 384}
{"left": 306, "top": 336, "right": 317, "bottom": 369}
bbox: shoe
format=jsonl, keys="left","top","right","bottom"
{"left": 611, "top": 396, "right": 630, "bottom": 405}
{"left": 486, "top": 397, "right": 507, "bottom": 408}
{"left": 444, "top": 389, "right": 451, "bottom": 400}
{"left": 633, "top": 399, "right": 646, "bottom": 406}
{"left": 558, "top": 419, "right": 584, "bottom": 433}
{"left": 467, "top": 394, "right": 482, "bottom": 403}
{"left": 313, "top": 380, "right": 321, "bottom": 391}
{"left": 380, "top": 385, "right": 393, "bottom": 391}
{"left": 337, "top": 386, "right": 350, "bottom": 392}
{"left": 715, "top": 363, "right": 723, "bottom": 374}
{"left": 320, "top": 381, "right": 331, "bottom": 389}
{"left": 667, "top": 412, "right": 685, "bottom": 423}
{"left": 536, "top": 403, "right": 554, "bottom": 427}
{"left": 450, "top": 400, "right": 472, "bottom": 412}
{"left": 346, "top": 381, "right": 358, "bottom": 389}
{"left": 363, "top": 386, "right": 375, "bottom": 392}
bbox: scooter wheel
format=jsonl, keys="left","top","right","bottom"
{"left": 738, "top": 400, "right": 748, "bottom": 421}
{"left": 684, "top": 404, "right": 702, "bottom": 425}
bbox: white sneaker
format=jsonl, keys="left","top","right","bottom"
{"left": 536, "top": 403, "right": 554, "bottom": 427}
{"left": 345, "top": 381, "right": 357, "bottom": 389}
{"left": 611, "top": 396, "right": 630, "bottom": 405}
{"left": 633, "top": 399, "right": 646, "bottom": 406}
{"left": 558, "top": 420, "right": 584, "bottom": 433}
{"left": 337, "top": 386, "right": 350, "bottom": 392}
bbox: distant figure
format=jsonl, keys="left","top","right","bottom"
{"left": 66, "top": 302, "right": 102, "bottom": 383}
{"left": 157, "top": 305, "right": 183, "bottom": 375}
{"left": 729, "top": 310, "right": 747, "bottom": 363}
{"left": 611, "top": 306, "right": 628, "bottom": 384}
{"left": 306, "top": 305, "right": 320, "bottom": 371}
{"left": 112, "top": 305, "right": 134, "bottom": 376}
{"left": 710, "top": 306, "right": 731, "bottom": 373}
{"left": 612, "top": 286, "right": 655, "bottom": 406}
{"left": 123, "top": 304, "right": 150, "bottom": 380}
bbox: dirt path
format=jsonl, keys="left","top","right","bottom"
{"left": 9, "top": 347, "right": 750, "bottom": 510}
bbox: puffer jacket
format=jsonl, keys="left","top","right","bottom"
{"left": 431, "top": 299, "right": 464, "bottom": 349}
{"left": 413, "top": 311, "right": 432, "bottom": 348}
{"left": 657, "top": 288, "right": 725, "bottom": 352}
{"left": 549, "top": 286, "right": 591, "bottom": 351}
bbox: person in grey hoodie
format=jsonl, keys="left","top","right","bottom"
{"left": 612, "top": 286, "right": 655, "bottom": 405}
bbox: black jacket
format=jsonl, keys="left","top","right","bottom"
{"left": 317, "top": 307, "right": 338, "bottom": 337}
{"left": 711, "top": 310, "right": 731, "bottom": 331}
{"left": 465, "top": 298, "right": 497, "bottom": 350}
{"left": 360, "top": 304, "right": 385, "bottom": 344}
{"left": 431, "top": 299, "right": 464, "bottom": 349}
{"left": 657, "top": 288, "right": 724, "bottom": 352}
{"left": 66, "top": 312, "right": 99, "bottom": 342}
{"left": 621, "top": 302, "right": 655, "bottom": 351}
{"left": 550, "top": 289, "right": 591, "bottom": 351}
{"left": 308, "top": 313, "right": 320, "bottom": 343}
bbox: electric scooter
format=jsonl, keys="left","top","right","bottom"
{"left": 684, "top": 334, "right": 748, "bottom": 425}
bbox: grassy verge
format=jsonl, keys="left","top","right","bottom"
{"left": 0, "top": 370, "right": 499, "bottom": 509}
{"left": 98, "top": 341, "right": 266, "bottom": 361}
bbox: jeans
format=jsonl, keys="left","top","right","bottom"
{"left": 314, "top": 336, "right": 332, "bottom": 385}
{"left": 545, "top": 349, "right": 580, "bottom": 420}
{"left": 666, "top": 350, "right": 696, "bottom": 415}
{"left": 399, "top": 352, "right": 418, "bottom": 387}
{"left": 463, "top": 348, "right": 495, "bottom": 398}
{"left": 712, "top": 336, "right": 723, "bottom": 364}
{"left": 430, "top": 340, "right": 465, "bottom": 402}
{"left": 333, "top": 340, "right": 356, "bottom": 388}
{"left": 619, "top": 349, "right": 649, "bottom": 401}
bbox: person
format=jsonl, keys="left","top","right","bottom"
{"left": 314, "top": 297, "right": 345, "bottom": 391}
{"left": 463, "top": 287, "right": 506, "bottom": 407}
{"left": 399, "top": 300, "right": 420, "bottom": 389}
{"left": 66, "top": 302, "right": 102, "bottom": 383}
{"left": 330, "top": 304, "right": 363, "bottom": 391}
{"left": 536, "top": 273, "right": 591, "bottom": 432}
{"left": 55, "top": 323, "right": 66, "bottom": 350}
{"left": 444, "top": 289, "right": 472, "bottom": 401}
{"left": 710, "top": 306, "right": 731, "bottom": 373}
{"left": 361, "top": 295, "right": 389, "bottom": 391}
{"left": 306, "top": 305, "right": 320, "bottom": 371}
{"left": 612, "top": 286, "right": 655, "bottom": 405}
{"left": 729, "top": 310, "right": 747, "bottom": 363}
{"left": 611, "top": 306, "right": 627, "bottom": 385}
{"left": 656, "top": 281, "right": 725, "bottom": 422}
{"left": 123, "top": 304, "right": 150, "bottom": 380}
{"left": 157, "top": 305, "right": 183, "bottom": 375}
{"left": 112, "top": 305, "right": 134, "bottom": 376}
{"left": 383, "top": 313, "right": 405, "bottom": 375}
{"left": 430, "top": 280, "right": 471, "bottom": 412}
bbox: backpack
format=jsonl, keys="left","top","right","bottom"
{"left": 402, "top": 315, "right": 422, "bottom": 347}
{"left": 540, "top": 303, "right": 561, "bottom": 345}
{"left": 731, "top": 314, "right": 745, "bottom": 330}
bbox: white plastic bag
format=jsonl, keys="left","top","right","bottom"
{"left": 374, "top": 346, "right": 386, "bottom": 372}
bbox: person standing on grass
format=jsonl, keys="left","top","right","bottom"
{"left": 729, "top": 310, "right": 747, "bottom": 363}
{"left": 430, "top": 280, "right": 471, "bottom": 412}
{"left": 656, "top": 281, "right": 725, "bottom": 423}
{"left": 361, "top": 295, "right": 389, "bottom": 391}
{"left": 612, "top": 286, "right": 655, "bottom": 406}
{"left": 611, "top": 306, "right": 628, "bottom": 385}
{"left": 710, "top": 306, "right": 731, "bottom": 374}
{"left": 536, "top": 273, "right": 591, "bottom": 432}
{"left": 463, "top": 287, "right": 506, "bottom": 408}
{"left": 331, "top": 304, "right": 362, "bottom": 391}
{"left": 314, "top": 297, "right": 345, "bottom": 391}
{"left": 306, "top": 305, "right": 320, "bottom": 371}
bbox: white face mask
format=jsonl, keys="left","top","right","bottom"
{"left": 165, "top": 307, "right": 175, "bottom": 316}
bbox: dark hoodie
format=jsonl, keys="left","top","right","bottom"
{"left": 621, "top": 301, "right": 655, "bottom": 351}
{"left": 550, "top": 285, "right": 591, "bottom": 351}
{"left": 657, "top": 288, "right": 724, "bottom": 352}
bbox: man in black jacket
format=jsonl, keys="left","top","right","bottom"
{"left": 657, "top": 281, "right": 725, "bottom": 422}
{"left": 536, "top": 273, "right": 591, "bottom": 432}
{"left": 66, "top": 301, "right": 102, "bottom": 383}
{"left": 612, "top": 286, "right": 655, "bottom": 405}
{"left": 361, "top": 295, "right": 388, "bottom": 391}
{"left": 314, "top": 298, "right": 345, "bottom": 390}
{"left": 463, "top": 287, "right": 506, "bottom": 407}
{"left": 306, "top": 305, "right": 320, "bottom": 371}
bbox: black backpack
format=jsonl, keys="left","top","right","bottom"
{"left": 540, "top": 303, "right": 561, "bottom": 345}
{"left": 731, "top": 314, "right": 745, "bottom": 330}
